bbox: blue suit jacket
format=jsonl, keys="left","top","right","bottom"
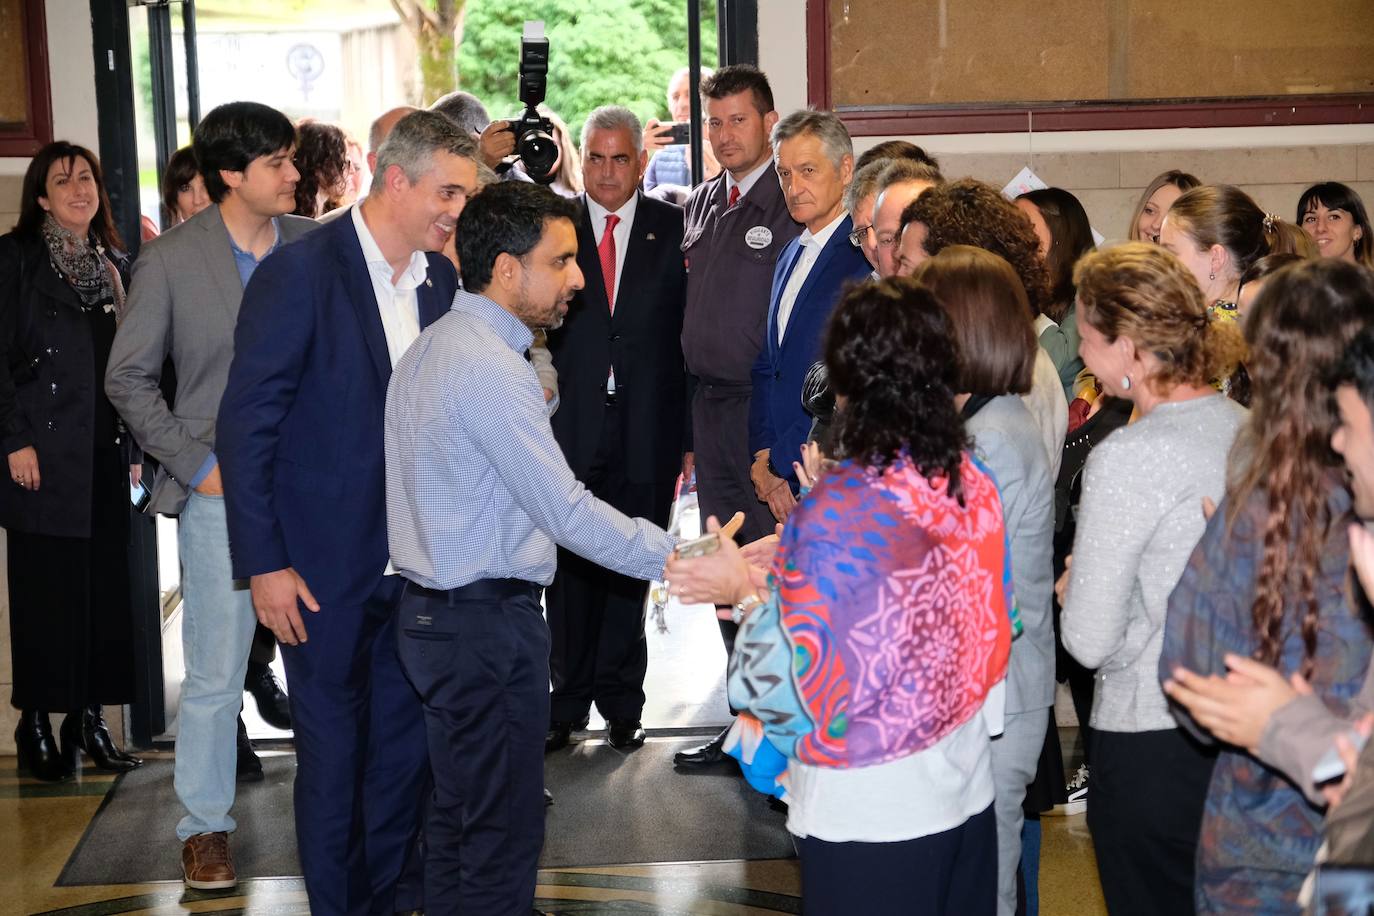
{"left": 748, "top": 214, "right": 870, "bottom": 487}
{"left": 216, "top": 211, "right": 459, "bottom": 606}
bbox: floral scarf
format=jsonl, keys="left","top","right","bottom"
{"left": 40, "top": 213, "right": 125, "bottom": 318}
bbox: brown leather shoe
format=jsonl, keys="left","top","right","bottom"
{"left": 182, "top": 831, "right": 237, "bottom": 890}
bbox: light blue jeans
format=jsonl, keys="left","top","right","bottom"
{"left": 174, "top": 492, "right": 258, "bottom": 841}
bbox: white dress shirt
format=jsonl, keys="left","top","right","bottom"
{"left": 775, "top": 210, "right": 846, "bottom": 345}
{"left": 351, "top": 203, "right": 428, "bottom": 576}
{"left": 351, "top": 204, "right": 427, "bottom": 368}
{"left": 726, "top": 158, "right": 775, "bottom": 204}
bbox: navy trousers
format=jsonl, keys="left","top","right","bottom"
{"left": 279, "top": 574, "right": 429, "bottom": 916}
{"left": 396, "top": 578, "right": 549, "bottom": 916}
{"left": 796, "top": 805, "right": 997, "bottom": 916}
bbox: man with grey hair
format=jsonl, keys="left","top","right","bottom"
{"left": 543, "top": 104, "right": 688, "bottom": 754}
{"left": 871, "top": 157, "right": 944, "bottom": 278}
{"left": 748, "top": 109, "right": 869, "bottom": 520}
{"left": 846, "top": 152, "right": 944, "bottom": 277}
{"left": 214, "top": 108, "right": 477, "bottom": 914}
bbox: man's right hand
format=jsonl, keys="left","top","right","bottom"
{"left": 194, "top": 463, "right": 224, "bottom": 496}
{"left": 642, "top": 119, "right": 674, "bottom": 155}
{"left": 479, "top": 120, "right": 515, "bottom": 168}
{"left": 251, "top": 567, "right": 321, "bottom": 646}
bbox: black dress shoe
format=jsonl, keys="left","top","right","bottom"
{"left": 606, "top": 719, "right": 646, "bottom": 750}
{"left": 544, "top": 788, "right": 554, "bottom": 806}
{"left": 61, "top": 705, "right": 143, "bottom": 772}
{"left": 15, "top": 710, "right": 73, "bottom": 782}
{"left": 544, "top": 715, "right": 590, "bottom": 754}
{"left": 236, "top": 714, "right": 264, "bottom": 783}
{"left": 673, "top": 726, "right": 732, "bottom": 768}
{"left": 245, "top": 661, "right": 292, "bottom": 730}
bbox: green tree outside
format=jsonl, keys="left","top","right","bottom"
{"left": 457, "top": 0, "right": 718, "bottom": 140}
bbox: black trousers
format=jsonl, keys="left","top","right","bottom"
{"left": 1087, "top": 727, "right": 1216, "bottom": 916}
{"left": 545, "top": 402, "right": 674, "bottom": 724}
{"left": 796, "top": 805, "right": 997, "bottom": 916}
{"left": 396, "top": 578, "right": 548, "bottom": 916}
{"left": 8, "top": 445, "right": 133, "bottom": 712}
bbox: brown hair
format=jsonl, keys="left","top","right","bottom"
{"left": 15, "top": 141, "right": 124, "bottom": 252}
{"left": 911, "top": 246, "right": 1036, "bottom": 396}
{"left": 292, "top": 120, "right": 349, "bottom": 217}
{"left": 1127, "top": 169, "right": 1200, "bottom": 242}
{"left": 1074, "top": 242, "right": 1246, "bottom": 392}
{"left": 1016, "top": 187, "right": 1096, "bottom": 323}
{"left": 855, "top": 140, "right": 940, "bottom": 174}
{"left": 1166, "top": 184, "right": 1304, "bottom": 281}
{"left": 159, "top": 146, "right": 201, "bottom": 227}
{"left": 901, "top": 177, "right": 1051, "bottom": 318}
{"left": 1227, "top": 259, "right": 1374, "bottom": 677}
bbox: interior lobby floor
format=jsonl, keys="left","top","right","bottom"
{"left": 2, "top": 748, "right": 1107, "bottom": 915}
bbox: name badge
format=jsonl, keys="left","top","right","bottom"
{"left": 745, "top": 226, "right": 773, "bottom": 250}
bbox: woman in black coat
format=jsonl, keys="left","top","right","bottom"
{"left": 0, "top": 141, "right": 142, "bottom": 780}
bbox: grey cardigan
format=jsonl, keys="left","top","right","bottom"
{"left": 967, "top": 394, "right": 1056, "bottom": 714}
{"left": 1061, "top": 394, "right": 1246, "bottom": 732}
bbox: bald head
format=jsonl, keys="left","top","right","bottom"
{"left": 368, "top": 106, "right": 419, "bottom": 170}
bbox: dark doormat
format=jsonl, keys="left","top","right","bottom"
{"left": 57, "top": 736, "right": 794, "bottom": 886}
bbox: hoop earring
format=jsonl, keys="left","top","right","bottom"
{"left": 1121, "top": 375, "right": 1132, "bottom": 391}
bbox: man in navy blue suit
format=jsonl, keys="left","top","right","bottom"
{"left": 749, "top": 110, "right": 869, "bottom": 521}
{"left": 216, "top": 111, "right": 478, "bottom": 916}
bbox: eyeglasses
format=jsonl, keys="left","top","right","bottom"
{"left": 847, "top": 224, "right": 872, "bottom": 248}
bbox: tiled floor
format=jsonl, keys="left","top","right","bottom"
{"left": 1, "top": 749, "right": 1107, "bottom": 916}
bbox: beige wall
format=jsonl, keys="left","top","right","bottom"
{"left": 757, "top": 1, "right": 1374, "bottom": 241}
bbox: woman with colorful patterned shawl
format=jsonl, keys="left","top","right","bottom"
{"left": 667, "top": 278, "right": 1012, "bottom": 916}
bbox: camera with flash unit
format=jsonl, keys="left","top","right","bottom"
{"left": 507, "top": 21, "right": 559, "bottom": 185}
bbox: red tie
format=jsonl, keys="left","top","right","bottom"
{"left": 599, "top": 214, "right": 620, "bottom": 313}
{"left": 727, "top": 185, "right": 740, "bottom": 210}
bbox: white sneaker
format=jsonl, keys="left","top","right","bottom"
{"left": 1048, "top": 764, "right": 1089, "bottom": 816}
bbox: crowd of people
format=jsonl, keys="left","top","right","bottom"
{"left": 2, "top": 59, "right": 1373, "bottom": 916}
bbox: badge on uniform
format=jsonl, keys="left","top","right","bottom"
{"left": 647, "top": 232, "right": 656, "bottom": 240}
{"left": 745, "top": 226, "right": 773, "bottom": 250}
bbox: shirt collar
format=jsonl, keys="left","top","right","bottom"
{"left": 585, "top": 191, "right": 638, "bottom": 233}
{"left": 226, "top": 214, "right": 281, "bottom": 259}
{"left": 451, "top": 288, "right": 534, "bottom": 355}
{"left": 352, "top": 203, "right": 429, "bottom": 290}
{"left": 799, "top": 210, "right": 847, "bottom": 250}
{"left": 726, "top": 158, "right": 775, "bottom": 203}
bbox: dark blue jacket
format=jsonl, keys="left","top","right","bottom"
{"left": 216, "top": 211, "right": 458, "bottom": 606}
{"left": 748, "top": 214, "right": 869, "bottom": 487}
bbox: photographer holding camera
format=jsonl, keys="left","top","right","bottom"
{"left": 643, "top": 66, "right": 721, "bottom": 192}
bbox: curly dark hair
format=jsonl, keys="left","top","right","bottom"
{"left": 1228, "top": 258, "right": 1374, "bottom": 678}
{"left": 292, "top": 120, "right": 349, "bottom": 217}
{"left": 824, "top": 278, "right": 969, "bottom": 501}
{"left": 900, "top": 178, "right": 1052, "bottom": 319}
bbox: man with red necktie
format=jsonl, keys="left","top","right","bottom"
{"left": 676, "top": 65, "right": 800, "bottom": 768}
{"left": 543, "top": 105, "right": 689, "bottom": 753}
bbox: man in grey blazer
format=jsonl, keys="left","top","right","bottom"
{"left": 106, "top": 102, "right": 316, "bottom": 890}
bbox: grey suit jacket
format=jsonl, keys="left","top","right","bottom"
{"left": 967, "top": 394, "right": 1056, "bottom": 714}
{"left": 105, "top": 205, "right": 317, "bottom": 514}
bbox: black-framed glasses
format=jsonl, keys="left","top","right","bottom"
{"left": 848, "top": 224, "right": 872, "bottom": 248}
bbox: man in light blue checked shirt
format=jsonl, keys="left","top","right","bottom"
{"left": 384, "top": 181, "right": 675, "bottom": 914}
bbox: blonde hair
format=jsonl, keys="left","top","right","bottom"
{"left": 1127, "top": 169, "right": 1200, "bottom": 241}
{"left": 1074, "top": 242, "right": 1246, "bottom": 391}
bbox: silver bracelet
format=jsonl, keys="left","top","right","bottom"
{"left": 731, "top": 593, "right": 764, "bottom": 625}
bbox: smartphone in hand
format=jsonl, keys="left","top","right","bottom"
{"left": 665, "top": 122, "right": 691, "bottom": 145}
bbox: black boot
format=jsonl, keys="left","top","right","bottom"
{"left": 236, "top": 714, "right": 264, "bottom": 783}
{"left": 15, "top": 710, "right": 74, "bottom": 782}
{"left": 244, "top": 661, "right": 292, "bottom": 730}
{"left": 61, "top": 705, "right": 143, "bottom": 772}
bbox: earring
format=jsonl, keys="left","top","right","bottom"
{"left": 1121, "top": 375, "right": 1132, "bottom": 391}
{"left": 1208, "top": 272, "right": 1216, "bottom": 281}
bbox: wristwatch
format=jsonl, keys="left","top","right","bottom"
{"left": 731, "top": 593, "right": 765, "bottom": 625}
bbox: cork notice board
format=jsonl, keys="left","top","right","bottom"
{"left": 828, "top": 0, "right": 1374, "bottom": 108}
{"left": 0, "top": 0, "right": 30, "bottom": 129}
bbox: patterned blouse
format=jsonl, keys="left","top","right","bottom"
{"left": 725, "top": 451, "right": 1013, "bottom": 781}
{"left": 1160, "top": 480, "right": 1373, "bottom": 914}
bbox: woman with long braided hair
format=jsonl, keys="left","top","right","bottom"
{"left": 1161, "top": 258, "right": 1374, "bottom": 913}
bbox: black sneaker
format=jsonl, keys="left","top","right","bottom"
{"left": 1049, "top": 763, "right": 1088, "bottom": 816}
{"left": 236, "top": 714, "right": 264, "bottom": 783}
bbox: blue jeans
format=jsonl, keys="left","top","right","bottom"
{"left": 174, "top": 491, "right": 258, "bottom": 841}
